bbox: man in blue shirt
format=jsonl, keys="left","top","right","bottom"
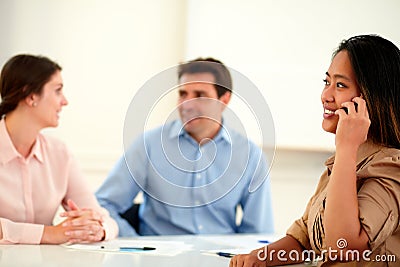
{"left": 96, "top": 58, "right": 274, "bottom": 236}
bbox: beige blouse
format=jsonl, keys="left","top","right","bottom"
{"left": 287, "top": 141, "right": 400, "bottom": 266}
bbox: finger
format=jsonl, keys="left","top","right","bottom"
{"left": 65, "top": 229, "right": 94, "bottom": 239}
{"left": 60, "top": 210, "right": 87, "bottom": 218}
{"left": 334, "top": 107, "right": 347, "bottom": 118}
{"left": 340, "top": 101, "right": 357, "bottom": 114}
{"left": 65, "top": 229, "right": 85, "bottom": 238}
{"left": 66, "top": 228, "right": 104, "bottom": 243}
{"left": 352, "top": 96, "right": 367, "bottom": 115}
{"left": 84, "top": 210, "right": 104, "bottom": 222}
{"left": 68, "top": 238, "right": 94, "bottom": 244}
{"left": 61, "top": 210, "right": 103, "bottom": 221}
{"left": 235, "top": 255, "right": 244, "bottom": 267}
{"left": 62, "top": 217, "right": 85, "bottom": 227}
{"left": 79, "top": 223, "right": 103, "bottom": 235}
{"left": 63, "top": 217, "right": 103, "bottom": 228}
{"left": 67, "top": 199, "right": 80, "bottom": 211}
{"left": 92, "top": 230, "right": 105, "bottom": 242}
{"left": 61, "top": 217, "right": 101, "bottom": 228}
{"left": 66, "top": 238, "right": 83, "bottom": 244}
{"left": 230, "top": 256, "right": 237, "bottom": 267}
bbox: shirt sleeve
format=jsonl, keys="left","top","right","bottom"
{"left": 0, "top": 218, "right": 44, "bottom": 244}
{"left": 238, "top": 148, "right": 274, "bottom": 233}
{"left": 285, "top": 169, "right": 331, "bottom": 250}
{"left": 95, "top": 136, "right": 147, "bottom": 237}
{"left": 63, "top": 152, "right": 119, "bottom": 240}
{"left": 357, "top": 152, "right": 400, "bottom": 250}
{"left": 286, "top": 198, "right": 313, "bottom": 250}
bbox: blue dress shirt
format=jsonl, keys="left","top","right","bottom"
{"left": 96, "top": 120, "right": 274, "bottom": 236}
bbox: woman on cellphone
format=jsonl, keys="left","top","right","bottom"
{"left": 230, "top": 34, "right": 400, "bottom": 266}
{"left": 0, "top": 54, "right": 118, "bottom": 244}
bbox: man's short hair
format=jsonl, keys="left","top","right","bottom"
{"left": 178, "top": 57, "right": 232, "bottom": 98}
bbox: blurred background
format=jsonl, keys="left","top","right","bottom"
{"left": 1, "top": 0, "right": 399, "bottom": 235}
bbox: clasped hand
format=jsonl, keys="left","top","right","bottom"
{"left": 43, "top": 199, "right": 105, "bottom": 244}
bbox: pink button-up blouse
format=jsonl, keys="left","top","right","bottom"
{"left": 0, "top": 119, "right": 118, "bottom": 244}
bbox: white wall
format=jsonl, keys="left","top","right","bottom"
{"left": 0, "top": 0, "right": 187, "bottom": 187}
{"left": 185, "top": 0, "right": 400, "bottom": 150}
{"left": 1, "top": 0, "right": 400, "bottom": 176}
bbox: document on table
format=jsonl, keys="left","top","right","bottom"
{"left": 63, "top": 239, "right": 193, "bottom": 256}
{"left": 201, "top": 248, "right": 254, "bottom": 257}
{"left": 199, "top": 234, "right": 276, "bottom": 257}
{"left": 199, "top": 234, "right": 275, "bottom": 248}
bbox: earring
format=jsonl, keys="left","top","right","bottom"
{"left": 32, "top": 102, "right": 37, "bottom": 107}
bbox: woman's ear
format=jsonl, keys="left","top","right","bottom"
{"left": 24, "top": 93, "right": 39, "bottom": 107}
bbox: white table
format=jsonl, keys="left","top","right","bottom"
{"left": 0, "top": 234, "right": 306, "bottom": 267}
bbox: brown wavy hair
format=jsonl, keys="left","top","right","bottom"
{"left": 0, "top": 54, "right": 61, "bottom": 118}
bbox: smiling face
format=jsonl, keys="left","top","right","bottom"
{"left": 31, "top": 70, "right": 68, "bottom": 128}
{"left": 177, "top": 72, "right": 230, "bottom": 142}
{"left": 321, "top": 50, "right": 361, "bottom": 134}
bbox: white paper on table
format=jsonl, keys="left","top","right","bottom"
{"left": 63, "top": 240, "right": 193, "bottom": 257}
{"left": 198, "top": 234, "right": 276, "bottom": 250}
{"left": 201, "top": 248, "right": 254, "bottom": 257}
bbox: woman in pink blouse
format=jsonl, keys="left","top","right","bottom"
{"left": 0, "top": 54, "right": 118, "bottom": 244}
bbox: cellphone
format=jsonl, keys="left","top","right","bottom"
{"left": 341, "top": 102, "right": 358, "bottom": 114}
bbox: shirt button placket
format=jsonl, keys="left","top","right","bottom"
{"left": 192, "top": 152, "right": 203, "bottom": 233}
{"left": 20, "top": 158, "right": 34, "bottom": 222}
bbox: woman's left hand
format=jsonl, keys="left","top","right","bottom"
{"left": 59, "top": 199, "right": 105, "bottom": 243}
{"left": 230, "top": 247, "right": 267, "bottom": 267}
{"left": 334, "top": 96, "right": 371, "bottom": 148}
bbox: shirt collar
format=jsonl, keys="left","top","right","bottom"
{"left": 325, "top": 141, "right": 383, "bottom": 172}
{"left": 31, "top": 137, "right": 44, "bottom": 163}
{"left": 0, "top": 119, "right": 44, "bottom": 164}
{"left": 168, "top": 119, "right": 232, "bottom": 145}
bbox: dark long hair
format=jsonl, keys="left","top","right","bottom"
{"left": 333, "top": 34, "right": 400, "bottom": 148}
{"left": 0, "top": 54, "right": 62, "bottom": 118}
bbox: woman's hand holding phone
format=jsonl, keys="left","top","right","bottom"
{"left": 334, "top": 96, "right": 370, "bottom": 148}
